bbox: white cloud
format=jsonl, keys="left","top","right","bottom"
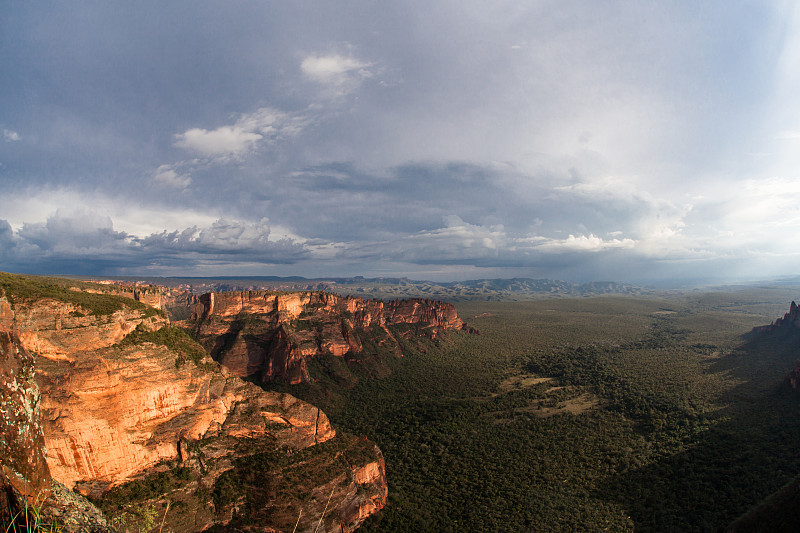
{"left": 523, "top": 233, "right": 636, "bottom": 253}
{"left": 151, "top": 164, "right": 191, "bottom": 189}
{"left": 174, "top": 126, "right": 262, "bottom": 157}
{"left": 0, "top": 187, "right": 220, "bottom": 238}
{"left": 342, "top": 214, "right": 639, "bottom": 267}
{"left": 235, "top": 107, "right": 309, "bottom": 139}
{"left": 696, "top": 177, "right": 800, "bottom": 251}
{"left": 3, "top": 129, "right": 20, "bottom": 142}
{"left": 142, "top": 218, "right": 274, "bottom": 252}
{"left": 301, "top": 53, "right": 373, "bottom": 95}
{"left": 15, "top": 208, "right": 133, "bottom": 258}
{"left": 173, "top": 107, "right": 307, "bottom": 158}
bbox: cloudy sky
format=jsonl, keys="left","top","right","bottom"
{"left": 2, "top": 1, "right": 800, "bottom": 284}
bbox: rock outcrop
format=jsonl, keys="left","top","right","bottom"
{"left": 36, "top": 344, "right": 333, "bottom": 494}
{"left": 1, "top": 287, "right": 117, "bottom": 532}
{"left": 750, "top": 301, "right": 800, "bottom": 392}
{"left": 752, "top": 301, "right": 800, "bottom": 334}
{"left": 188, "top": 290, "right": 470, "bottom": 385}
{"left": 0, "top": 326, "right": 51, "bottom": 521}
{"left": 12, "top": 299, "right": 166, "bottom": 362}
{"left": 0, "top": 273, "right": 387, "bottom": 532}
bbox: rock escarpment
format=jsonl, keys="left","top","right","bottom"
{"left": 0, "top": 273, "right": 387, "bottom": 532}
{"left": 749, "top": 301, "right": 800, "bottom": 391}
{"left": 725, "top": 300, "right": 800, "bottom": 532}
{"left": 752, "top": 301, "right": 800, "bottom": 334}
{"left": 188, "top": 290, "right": 470, "bottom": 385}
{"left": 1, "top": 291, "right": 117, "bottom": 532}
{"left": 36, "top": 344, "right": 333, "bottom": 493}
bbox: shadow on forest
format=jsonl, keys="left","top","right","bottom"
{"left": 600, "top": 325, "right": 800, "bottom": 532}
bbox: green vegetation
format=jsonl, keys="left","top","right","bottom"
{"left": 208, "top": 433, "right": 378, "bottom": 529}
{"left": 0, "top": 271, "right": 161, "bottom": 317}
{"left": 102, "top": 465, "right": 194, "bottom": 508}
{"left": 2, "top": 504, "right": 59, "bottom": 533}
{"left": 273, "top": 291, "right": 800, "bottom": 532}
{"left": 94, "top": 433, "right": 380, "bottom": 533}
{"left": 95, "top": 461, "right": 198, "bottom": 533}
{"left": 109, "top": 504, "right": 158, "bottom": 533}
{"left": 119, "top": 324, "right": 213, "bottom": 369}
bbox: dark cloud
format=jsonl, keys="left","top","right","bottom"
{"left": 1, "top": 2, "right": 798, "bottom": 283}
{"left": 0, "top": 215, "right": 307, "bottom": 276}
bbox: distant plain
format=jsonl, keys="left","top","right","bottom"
{"left": 275, "top": 284, "right": 800, "bottom": 531}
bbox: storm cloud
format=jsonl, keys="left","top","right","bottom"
{"left": 2, "top": 2, "right": 800, "bottom": 283}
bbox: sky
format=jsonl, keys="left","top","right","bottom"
{"left": 2, "top": 1, "right": 800, "bottom": 284}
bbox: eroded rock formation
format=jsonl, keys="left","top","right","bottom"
{"left": 188, "top": 290, "right": 471, "bottom": 384}
{"left": 750, "top": 301, "right": 800, "bottom": 392}
{"left": 0, "top": 274, "right": 387, "bottom": 532}
{"left": 36, "top": 346, "right": 332, "bottom": 493}
{"left": 12, "top": 300, "right": 166, "bottom": 362}
{"left": 752, "top": 301, "right": 800, "bottom": 334}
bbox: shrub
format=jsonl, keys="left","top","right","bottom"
{"left": 119, "top": 325, "right": 211, "bottom": 367}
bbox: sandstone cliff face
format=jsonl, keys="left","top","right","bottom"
{"left": 192, "top": 435, "right": 388, "bottom": 533}
{"left": 0, "top": 274, "right": 387, "bottom": 532}
{"left": 35, "top": 344, "right": 333, "bottom": 493}
{"left": 106, "top": 286, "right": 163, "bottom": 310}
{"left": 189, "top": 290, "right": 469, "bottom": 385}
{"left": 12, "top": 299, "right": 166, "bottom": 362}
{"left": 1, "top": 288, "right": 118, "bottom": 532}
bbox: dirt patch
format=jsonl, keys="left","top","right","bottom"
{"left": 488, "top": 379, "right": 601, "bottom": 423}
{"left": 498, "top": 373, "right": 553, "bottom": 392}
{"left": 523, "top": 393, "right": 601, "bottom": 418}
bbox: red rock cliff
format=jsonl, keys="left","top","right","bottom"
{"left": 188, "top": 290, "right": 469, "bottom": 385}
{"left": 0, "top": 274, "right": 387, "bottom": 532}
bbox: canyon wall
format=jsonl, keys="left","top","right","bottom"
{"left": 189, "top": 290, "right": 470, "bottom": 384}
{"left": 0, "top": 274, "right": 387, "bottom": 532}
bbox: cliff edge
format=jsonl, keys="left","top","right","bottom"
{"left": 188, "top": 290, "right": 472, "bottom": 386}
{"left": 0, "top": 273, "right": 386, "bottom": 533}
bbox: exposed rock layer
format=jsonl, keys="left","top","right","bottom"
{"left": 189, "top": 290, "right": 469, "bottom": 384}
{"left": 36, "top": 345, "right": 333, "bottom": 493}
{"left": 13, "top": 301, "right": 166, "bottom": 362}
{"left": 0, "top": 275, "right": 387, "bottom": 532}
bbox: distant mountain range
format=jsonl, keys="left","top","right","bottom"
{"left": 76, "top": 275, "right": 652, "bottom": 301}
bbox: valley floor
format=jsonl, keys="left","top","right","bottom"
{"left": 290, "top": 287, "right": 800, "bottom": 532}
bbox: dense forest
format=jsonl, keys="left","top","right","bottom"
{"left": 273, "top": 288, "right": 800, "bottom": 531}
